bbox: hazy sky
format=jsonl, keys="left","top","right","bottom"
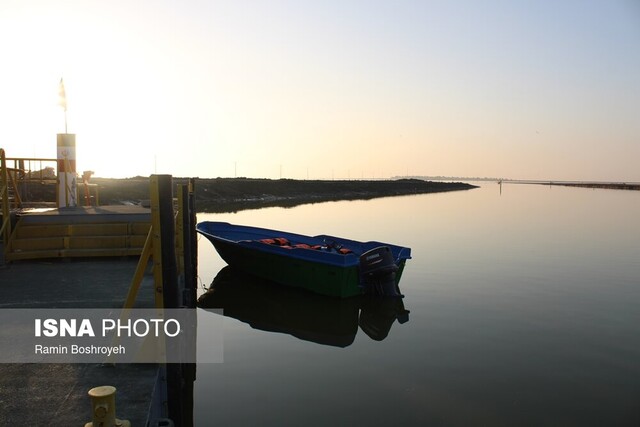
{"left": 1, "top": 0, "right": 638, "bottom": 180}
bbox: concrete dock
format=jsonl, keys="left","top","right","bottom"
{"left": 0, "top": 258, "right": 158, "bottom": 425}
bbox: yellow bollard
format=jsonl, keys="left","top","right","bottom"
{"left": 84, "top": 385, "right": 131, "bottom": 427}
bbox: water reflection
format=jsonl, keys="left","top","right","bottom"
{"left": 197, "top": 266, "right": 410, "bottom": 347}
{"left": 195, "top": 186, "right": 640, "bottom": 426}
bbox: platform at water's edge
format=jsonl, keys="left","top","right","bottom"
{"left": 0, "top": 258, "right": 157, "bottom": 425}
{"left": 4, "top": 205, "right": 151, "bottom": 261}
{"left": 16, "top": 204, "right": 150, "bottom": 224}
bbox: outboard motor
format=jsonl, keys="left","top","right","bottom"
{"left": 359, "top": 246, "right": 403, "bottom": 297}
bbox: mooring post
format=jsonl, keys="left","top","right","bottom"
{"left": 149, "top": 174, "right": 183, "bottom": 424}
{"left": 181, "top": 178, "right": 197, "bottom": 427}
{"left": 179, "top": 179, "right": 198, "bottom": 308}
{"left": 84, "top": 385, "right": 130, "bottom": 427}
{"left": 189, "top": 178, "right": 197, "bottom": 294}
{"left": 150, "top": 174, "right": 180, "bottom": 309}
{"left": 174, "top": 180, "right": 197, "bottom": 427}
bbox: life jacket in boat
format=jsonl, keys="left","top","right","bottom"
{"left": 258, "top": 238, "right": 352, "bottom": 254}
{"left": 259, "top": 237, "right": 290, "bottom": 246}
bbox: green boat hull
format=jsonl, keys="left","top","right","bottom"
{"left": 210, "top": 238, "right": 407, "bottom": 298}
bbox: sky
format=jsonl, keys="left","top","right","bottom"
{"left": 0, "top": 0, "right": 638, "bottom": 181}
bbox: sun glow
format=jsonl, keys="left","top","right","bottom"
{"left": 0, "top": 2, "right": 183, "bottom": 177}
{"left": 1, "top": 1, "right": 639, "bottom": 181}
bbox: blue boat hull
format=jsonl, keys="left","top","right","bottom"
{"left": 196, "top": 221, "right": 411, "bottom": 298}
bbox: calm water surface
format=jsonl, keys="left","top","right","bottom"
{"left": 194, "top": 183, "right": 640, "bottom": 426}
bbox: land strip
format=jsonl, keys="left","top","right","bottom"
{"left": 506, "top": 180, "right": 640, "bottom": 191}
{"left": 22, "top": 177, "right": 477, "bottom": 213}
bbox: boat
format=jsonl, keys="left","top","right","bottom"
{"left": 197, "top": 266, "right": 410, "bottom": 346}
{"left": 196, "top": 221, "right": 412, "bottom": 298}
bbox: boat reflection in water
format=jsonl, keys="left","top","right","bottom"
{"left": 197, "top": 267, "right": 410, "bottom": 347}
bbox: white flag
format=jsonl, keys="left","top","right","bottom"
{"left": 58, "top": 78, "right": 67, "bottom": 110}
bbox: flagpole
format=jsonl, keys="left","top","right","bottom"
{"left": 56, "top": 78, "right": 77, "bottom": 208}
{"left": 58, "top": 78, "right": 68, "bottom": 133}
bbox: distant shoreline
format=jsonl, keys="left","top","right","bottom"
{"left": 186, "top": 178, "right": 477, "bottom": 213}
{"left": 95, "top": 177, "right": 479, "bottom": 213}
{"left": 16, "top": 177, "right": 478, "bottom": 213}
{"left": 504, "top": 180, "right": 640, "bottom": 191}
{"left": 405, "top": 176, "right": 640, "bottom": 190}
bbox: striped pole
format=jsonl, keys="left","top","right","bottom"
{"left": 57, "top": 133, "right": 77, "bottom": 207}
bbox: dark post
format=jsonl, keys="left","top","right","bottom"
{"left": 155, "top": 175, "right": 179, "bottom": 309}
{"left": 180, "top": 179, "right": 197, "bottom": 308}
{"left": 180, "top": 179, "right": 197, "bottom": 426}
{"left": 189, "top": 178, "right": 198, "bottom": 302}
{"left": 151, "top": 175, "right": 183, "bottom": 424}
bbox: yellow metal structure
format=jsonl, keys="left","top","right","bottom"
{"left": 5, "top": 213, "right": 151, "bottom": 261}
{"left": 0, "top": 152, "right": 101, "bottom": 209}
{"left": 122, "top": 226, "right": 154, "bottom": 309}
{"left": 121, "top": 176, "right": 194, "bottom": 307}
{"left": 4, "top": 155, "right": 58, "bottom": 208}
{"left": 1, "top": 149, "right": 110, "bottom": 261}
{"left": 84, "top": 385, "right": 131, "bottom": 427}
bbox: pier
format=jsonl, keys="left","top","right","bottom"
{"left": 0, "top": 171, "right": 198, "bottom": 425}
{"left": 0, "top": 259, "right": 158, "bottom": 425}
{"left": 4, "top": 205, "right": 150, "bottom": 261}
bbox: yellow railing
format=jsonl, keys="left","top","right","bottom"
{"left": 3, "top": 155, "right": 58, "bottom": 209}
{"left": 0, "top": 154, "right": 99, "bottom": 208}
{"left": 1, "top": 151, "right": 59, "bottom": 254}
{"left": 5, "top": 156, "right": 58, "bottom": 183}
